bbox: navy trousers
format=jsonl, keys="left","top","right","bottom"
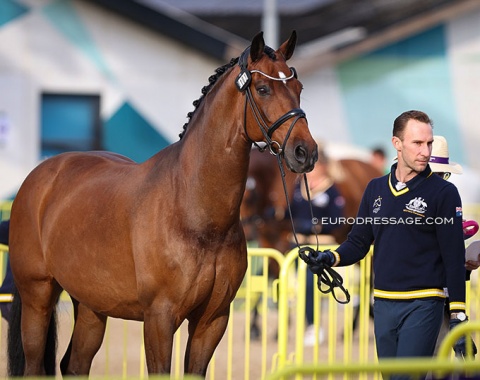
{"left": 374, "top": 298, "right": 445, "bottom": 380}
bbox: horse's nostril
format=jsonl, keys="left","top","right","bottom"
{"left": 294, "top": 145, "right": 307, "bottom": 164}
{"left": 312, "top": 148, "right": 319, "bottom": 164}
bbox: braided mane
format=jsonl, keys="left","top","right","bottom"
{"left": 178, "top": 47, "right": 277, "bottom": 140}
{"left": 178, "top": 57, "right": 239, "bottom": 140}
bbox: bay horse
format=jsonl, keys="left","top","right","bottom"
{"left": 7, "top": 31, "right": 317, "bottom": 377}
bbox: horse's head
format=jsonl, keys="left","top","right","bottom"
{"left": 236, "top": 31, "right": 318, "bottom": 174}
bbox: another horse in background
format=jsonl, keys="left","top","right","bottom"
{"left": 242, "top": 145, "right": 381, "bottom": 338}
{"left": 242, "top": 145, "right": 383, "bottom": 262}
{"left": 7, "top": 31, "right": 317, "bottom": 377}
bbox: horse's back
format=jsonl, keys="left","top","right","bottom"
{"left": 12, "top": 151, "right": 139, "bottom": 230}
{"left": 333, "top": 159, "right": 382, "bottom": 221}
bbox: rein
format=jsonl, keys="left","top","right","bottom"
{"left": 277, "top": 156, "right": 351, "bottom": 304}
{"left": 234, "top": 45, "right": 350, "bottom": 304}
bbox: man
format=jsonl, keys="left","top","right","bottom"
{"left": 302, "top": 111, "right": 475, "bottom": 373}
{"left": 428, "top": 135, "right": 480, "bottom": 269}
{"left": 370, "top": 146, "right": 388, "bottom": 175}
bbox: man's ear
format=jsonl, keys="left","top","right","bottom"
{"left": 392, "top": 136, "right": 402, "bottom": 151}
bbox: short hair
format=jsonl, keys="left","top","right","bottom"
{"left": 392, "top": 110, "right": 433, "bottom": 139}
{"left": 371, "top": 147, "right": 386, "bottom": 157}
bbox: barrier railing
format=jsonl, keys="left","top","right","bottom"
{"left": 0, "top": 201, "right": 12, "bottom": 221}
{"left": 276, "top": 245, "right": 375, "bottom": 374}
{"left": 1, "top": 201, "right": 480, "bottom": 379}
{"left": 266, "top": 322, "right": 480, "bottom": 380}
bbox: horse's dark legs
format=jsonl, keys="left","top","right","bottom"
{"left": 20, "top": 282, "right": 61, "bottom": 376}
{"left": 185, "top": 311, "right": 230, "bottom": 376}
{"left": 250, "top": 302, "right": 261, "bottom": 340}
{"left": 61, "top": 299, "right": 107, "bottom": 375}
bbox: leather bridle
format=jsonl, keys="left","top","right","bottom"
{"left": 235, "top": 47, "right": 306, "bottom": 156}
{"left": 236, "top": 46, "right": 350, "bottom": 304}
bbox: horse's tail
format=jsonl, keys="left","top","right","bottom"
{"left": 7, "top": 286, "right": 58, "bottom": 376}
{"left": 7, "top": 286, "right": 24, "bottom": 376}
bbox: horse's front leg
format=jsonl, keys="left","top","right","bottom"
{"left": 184, "top": 308, "right": 230, "bottom": 376}
{"left": 143, "top": 309, "right": 176, "bottom": 374}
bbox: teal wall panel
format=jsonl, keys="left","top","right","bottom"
{"left": 43, "top": 0, "right": 114, "bottom": 81}
{"left": 104, "top": 102, "right": 170, "bottom": 163}
{"left": 338, "top": 26, "right": 464, "bottom": 163}
{"left": 0, "top": 0, "right": 28, "bottom": 27}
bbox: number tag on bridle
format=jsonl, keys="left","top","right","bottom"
{"left": 235, "top": 69, "right": 251, "bottom": 92}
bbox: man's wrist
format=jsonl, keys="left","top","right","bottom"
{"left": 450, "top": 312, "right": 467, "bottom": 321}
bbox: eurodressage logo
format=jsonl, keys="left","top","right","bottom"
{"left": 373, "top": 196, "right": 382, "bottom": 214}
{"left": 405, "top": 197, "right": 427, "bottom": 217}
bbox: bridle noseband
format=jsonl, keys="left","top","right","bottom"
{"left": 235, "top": 47, "right": 306, "bottom": 156}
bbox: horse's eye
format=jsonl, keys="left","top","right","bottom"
{"left": 256, "top": 86, "right": 270, "bottom": 96}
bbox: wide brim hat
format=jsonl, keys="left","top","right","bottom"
{"left": 429, "top": 135, "right": 463, "bottom": 174}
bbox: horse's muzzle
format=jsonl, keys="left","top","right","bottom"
{"left": 284, "top": 142, "right": 318, "bottom": 173}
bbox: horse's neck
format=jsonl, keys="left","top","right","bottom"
{"left": 178, "top": 81, "right": 251, "bottom": 223}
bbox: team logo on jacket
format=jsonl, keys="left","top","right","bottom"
{"left": 373, "top": 196, "right": 382, "bottom": 213}
{"left": 405, "top": 197, "right": 427, "bottom": 214}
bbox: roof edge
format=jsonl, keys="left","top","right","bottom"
{"left": 293, "top": 0, "right": 480, "bottom": 74}
{"left": 81, "top": 0, "right": 249, "bottom": 61}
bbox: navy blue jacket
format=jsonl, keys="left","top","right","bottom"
{"left": 332, "top": 164, "right": 466, "bottom": 312}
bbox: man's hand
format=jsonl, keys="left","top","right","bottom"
{"left": 466, "top": 253, "right": 480, "bottom": 271}
{"left": 450, "top": 317, "right": 477, "bottom": 358}
{"left": 299, "top": 248, "right": 335, "bottom": 274}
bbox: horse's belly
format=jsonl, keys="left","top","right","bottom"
{"left": 62, "top": 282, "right": 145, "bottom": 321}
{"left": 51, "top": 254, "right": 144, "bottom": 320}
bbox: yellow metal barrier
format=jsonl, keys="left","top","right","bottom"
{"left": 276, "top": 245, "right": 376, "bottom": 374}
{"left": 266, "top": 322, "right": 480, "bottom": 380}
{"left": 0, "top": 200, "right": 12, "bottom": 220}
{"left": 265, "top": 359, "right": 480, "bottom": 380}
{"left": 2, "top": 204, "right": 480, "bottom": 379}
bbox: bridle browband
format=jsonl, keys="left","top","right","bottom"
{"left": 235, "top": 46, "right": 306, "bottom": 155}
{"left": 236, "top": 45, "right": 350, "bottom": 304}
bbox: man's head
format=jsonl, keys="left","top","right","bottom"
{"left": 392, "top": 110, "right": 433, "bottom": 176}
{"left": 370, "top": 147, "right": 387, "bottom": 173}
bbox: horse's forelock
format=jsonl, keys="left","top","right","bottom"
{"left": 264, "top": 46, "right": 276, "bottom": 60}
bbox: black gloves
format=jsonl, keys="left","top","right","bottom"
{"left": 299, "top": 248, "right": 335, "bottom": 275}
{"left": 449, "top": 317, "right": 477, "bottom": 358}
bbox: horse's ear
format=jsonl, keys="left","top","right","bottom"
{"left": 250, "top": 32, "right": 265, "bottom": 63}
{"left": 278, "top": 30, "right": 297, "bottom": 61}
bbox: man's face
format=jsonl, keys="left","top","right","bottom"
{"left": 393, "top": 119, "right": 433, "bottom": 174}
